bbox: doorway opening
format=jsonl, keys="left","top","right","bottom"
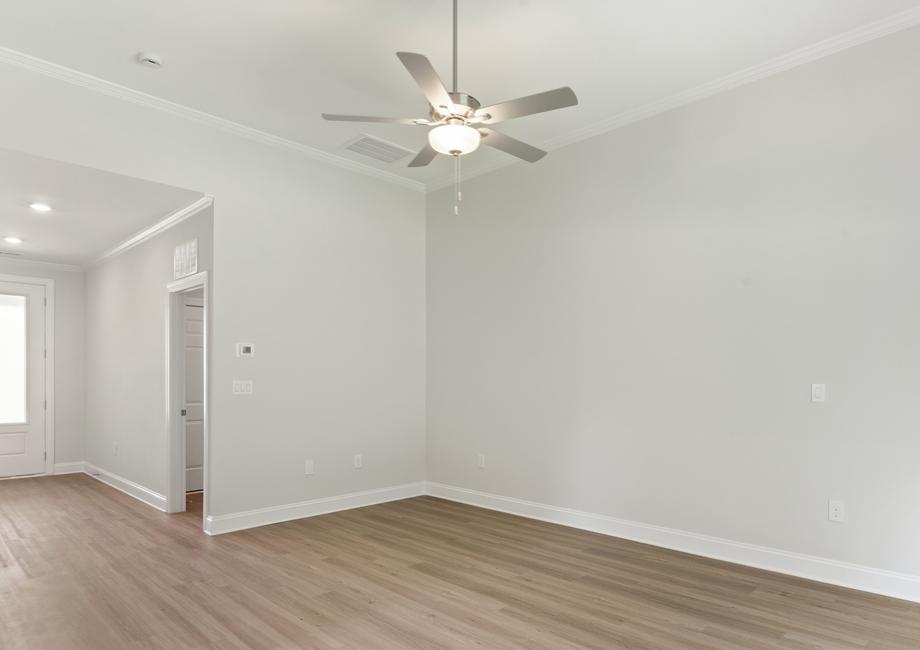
{"left": 0, "top": 275, "right": 52, "bottom": 479}
{"left": 166, "top": 271, "right": 209, "bottom": 528}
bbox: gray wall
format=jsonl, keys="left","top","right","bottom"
{"left": 427, "top": 28, "right": 920, "bottom": 575}
{"left": 6, "top": 8, "right": 916, "bottom": 582}
{"left": 84, "top": 210, "right": 212, "bottom": 493}
{"left": 0, "top": 259, "right": 84, "bottom": 464}
{"left": 0, "top": 57, "right": 427, "bottom": 516}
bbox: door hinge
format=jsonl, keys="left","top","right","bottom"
{"left": 43, "top": 451, "right": 47, "bottom": 460}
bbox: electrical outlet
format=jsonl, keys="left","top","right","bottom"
{"left": 304, "top": 459, "right": 314, "bottom": 476}
{"left": 353, "top": 454, "right": 363, "bottom": 469}
{"left": 828, "top": 499, "right": 845, "bottom": 523}
{"left": 477, "top": 453, "right": 486, "bottom": 469}
{"left": 232, "top": 379, "right": 253, "bottom": 395}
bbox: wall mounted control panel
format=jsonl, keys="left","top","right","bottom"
{"left": 811, "top": 383, "right": 827, "bottom": 402}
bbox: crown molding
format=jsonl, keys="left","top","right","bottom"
{"left": 88, "top": 195, "right": 213, "bottom": 268}
{"left": 428, "top": 7, "right": 920, "bottom": 191}
{"left": 0, "top": 255, "right": 83, "bottom": 273}
{"left": 1, "top": 8, "right": 917, "bottom": 195}
{"left": 0, "top": 197, "right": 212, "bottom": 270}
{"left": 0, "top": 47, "right": 426, "bottom": 194}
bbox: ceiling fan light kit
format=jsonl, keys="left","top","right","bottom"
{"left": 428, "top": 121, "right": 480, "bottom": 156}
{"left": 322, "top": 0, "right": 578, "bottom": 210}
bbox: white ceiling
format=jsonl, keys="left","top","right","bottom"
{"left": 0, "top": 1, "right": 918, "bottom": 188}
{"left": 0, "top": 148, "right": 203, "bottom": 265}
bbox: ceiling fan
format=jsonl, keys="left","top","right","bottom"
{"left": 321, "top": 0, "right": 578, "bottom": 169}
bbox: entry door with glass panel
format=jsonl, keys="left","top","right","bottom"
{"left": 0, "top": 281, "right": 46, "bottom": 477}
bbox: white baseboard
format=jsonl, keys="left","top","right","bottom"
{"left": 426, "top": 482, "right": 920, "bottom": 604}
{"left": 53, "top": 461, "right": 84, "bottom": 475}
{"left": 51, "top": 463, "right": 920, "bottom": 603}
{"left": 83, "top": 462, "right": 167, "bottom": 512}
{"left": 204, "top": 481, "right": 426, "bottom": 535}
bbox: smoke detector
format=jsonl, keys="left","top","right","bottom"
{"left": 136, "top": 52, "right": 162, "bottom": 68}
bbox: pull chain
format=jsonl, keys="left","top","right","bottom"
{"left": 454, "top": 155, "right": 462, "bottom": 215}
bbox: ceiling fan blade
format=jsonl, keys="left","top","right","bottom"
{"left": 477, "top": 87, "right": 578, "bottom": 124}
{"left": 396, "top": 52, "right": 455, "bottom": 115}
{"left": 322, "top": 113, "right": 429, "bottom": 125}
{"left": 477, "top": 128, "right": 546, "bottom": 163}
{"left": 408, "top": 143, "right": 439, "bottom": 167}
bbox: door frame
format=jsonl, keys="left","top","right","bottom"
{"left": 0, "top": 273, "right": 54, "bottom": 477}
{"left": 165, "top": 270, "right": 209, "bottom": 527}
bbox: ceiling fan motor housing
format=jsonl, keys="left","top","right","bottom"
{"left": 435, "top": 92, "right": 480, "bottom": 121}
{"left": 321, "top": 1, "right": 578, "bottom": 168}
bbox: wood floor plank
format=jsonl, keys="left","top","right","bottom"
{"left": 1, "top": 475, "right": 918, "bottom": 649}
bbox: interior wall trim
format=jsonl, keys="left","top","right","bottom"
{"left": 52, "top": 466, "right": 920, "bottom": 603}
{"left": 88, "top": 195, "right": 213, "bottom": 268}
{"left": 204, "top": 481, "right": 426, "bottom": 535}
{"left": 83, "top": 462, "right": 167, "bottom": 512}
{"left": 0, "top": 46, "right": 426, "bottom": 194}
{"left": 426, "top": 482, "right": 920, "bottom": 605}
{"left": 53, "top": 461, "right": 84, "bottom": 475}
{"left": 427, "top": 7, "right": 920, "bottom": 190}
{"left": 0, "top": 257, "right": 83, "bottom": 272}
{"left": 4, "top": 9, "right": 918, "bottom": 195}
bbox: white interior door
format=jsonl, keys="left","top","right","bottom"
{"left": 183, "top": 294, "right": 204, "bottom": 492}
{"left": 0, "top": 281, "right": 46, "bottom": 478}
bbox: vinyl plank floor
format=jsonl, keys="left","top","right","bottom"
{"left": 0, "top": 474, "right": 917, "bottom": 649}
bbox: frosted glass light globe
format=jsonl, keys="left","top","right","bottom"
{"left": 428, "top": 123, "right": 481, "bottom": 156}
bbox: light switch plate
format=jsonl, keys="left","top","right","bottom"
{"left": 811, "top": 383, "right": 827, "bottom": 402}
{"left": 477, "top": 453, "right": 486, "bottom": 469}
{"left": 232, "top": 379, "right": 253, "bottom": 395}
{"left": 304, "top": 459, "right": 314, "bottom": 476}
{"left": 353, "top": 454, "right": 363, "bottom": 469}
{"left": 236, "top": 342, "right": 255, "bottom": 358}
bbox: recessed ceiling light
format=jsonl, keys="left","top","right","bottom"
{"left": 29, "top": 202, "right": 52, "bottom": 213}
{"left": 4, "top": 236, "right": 23, "bottom": 245}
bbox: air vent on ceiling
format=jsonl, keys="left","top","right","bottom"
{"left": 343, "top": 135, "right": 414, "bottom": 164}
